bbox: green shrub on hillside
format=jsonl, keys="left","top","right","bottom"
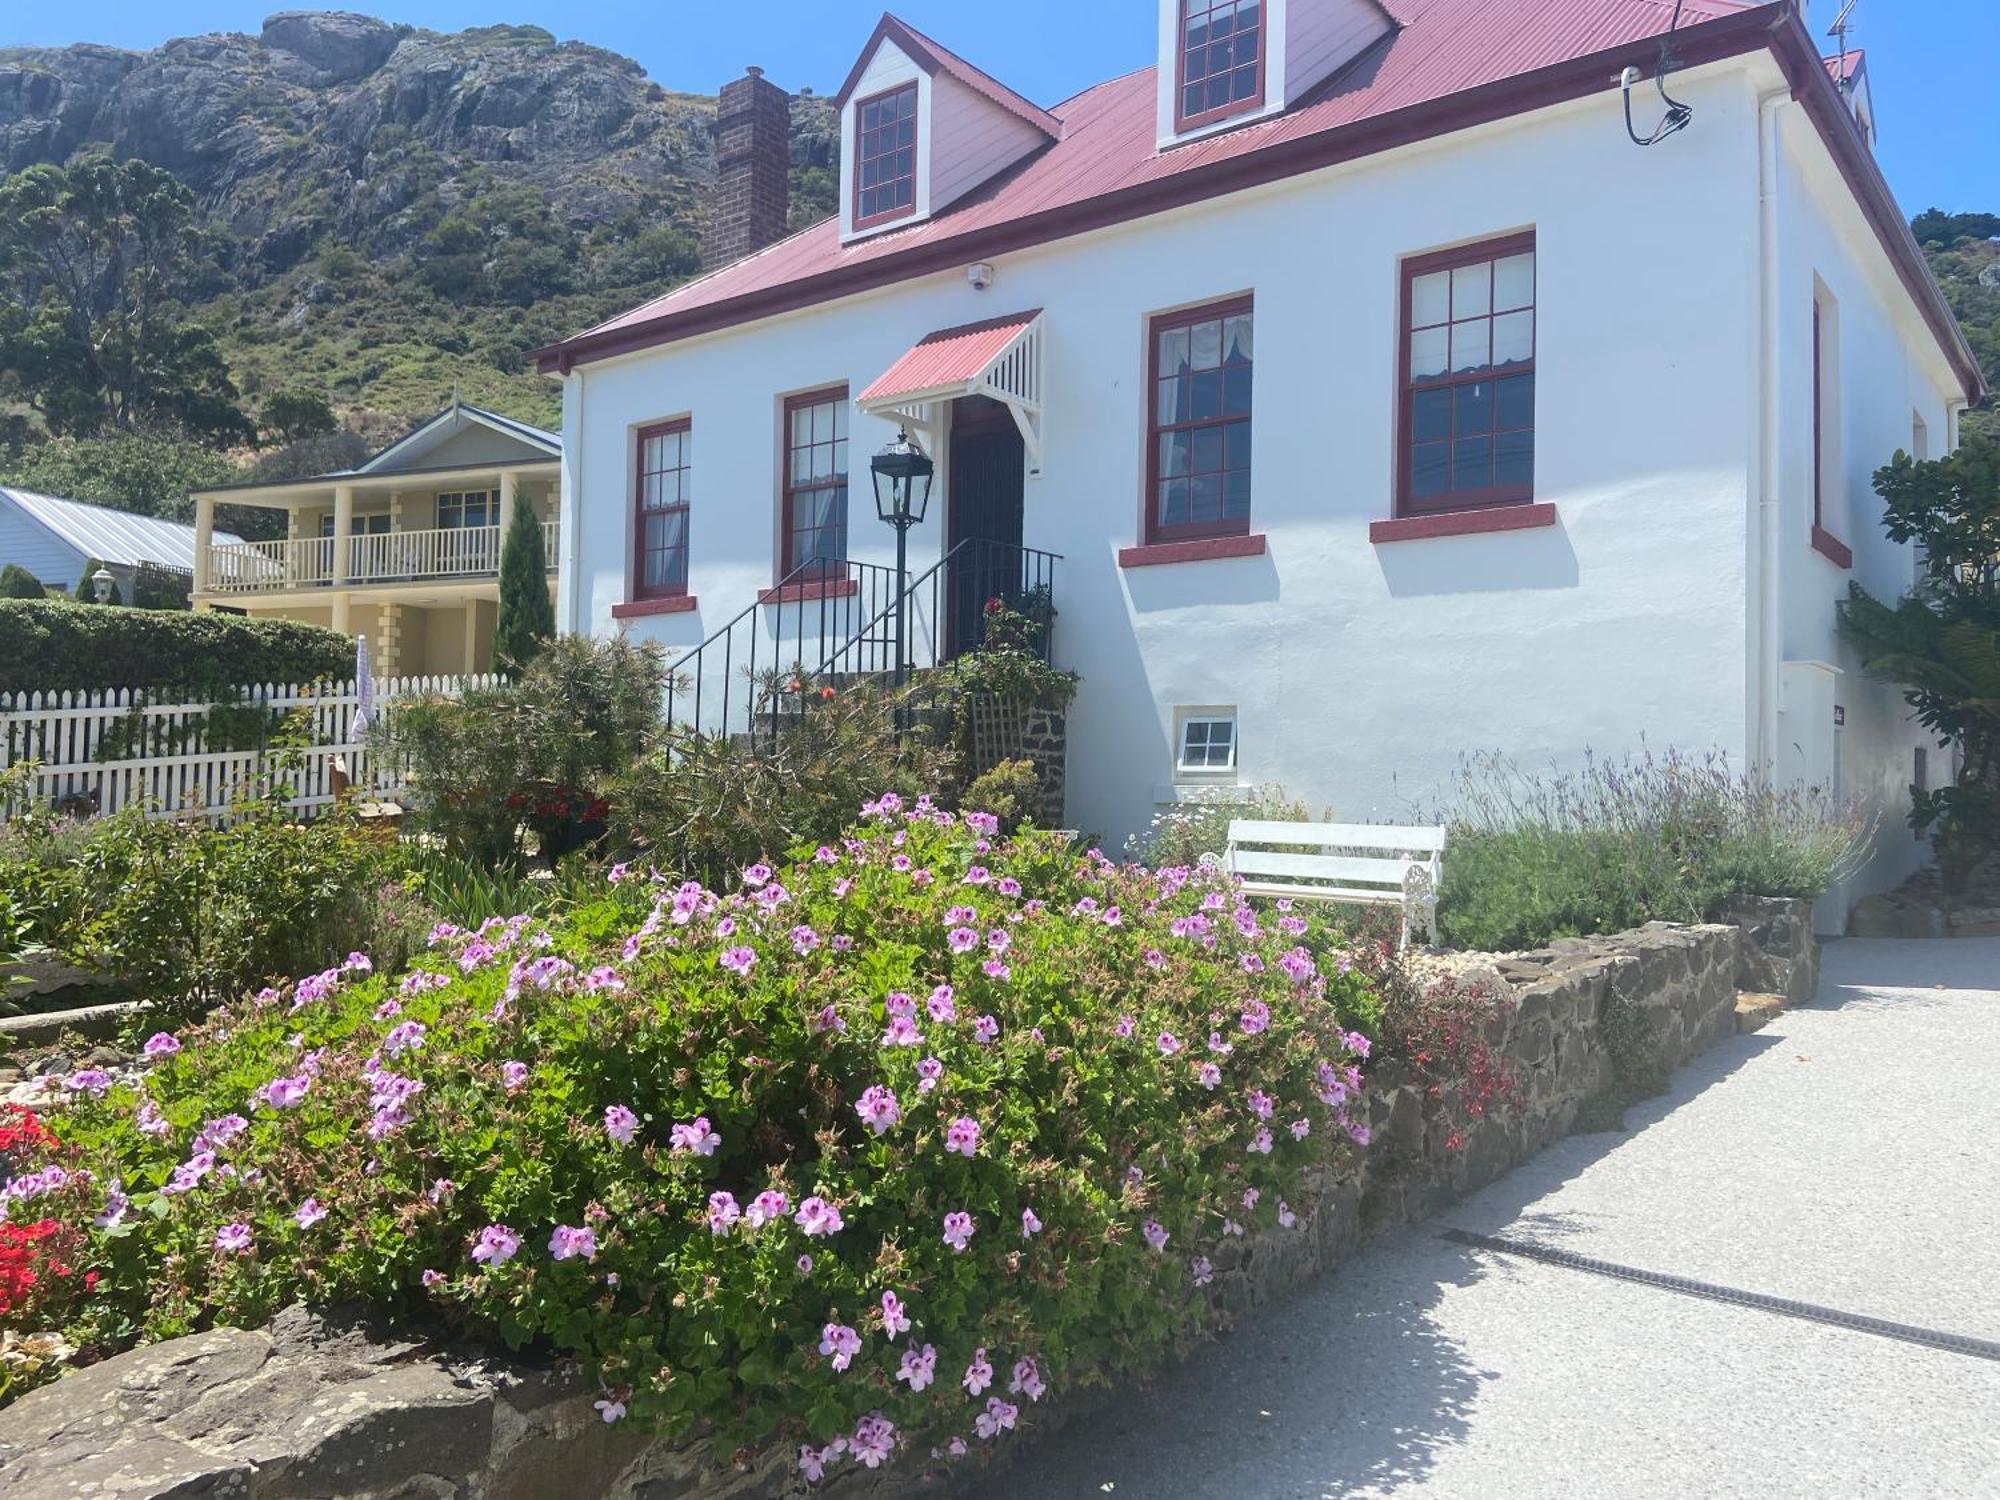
{"left": 14, "top": 806, "right": 1380, "bottom": 1479}
{"left": 0, "top": 600, "right": 352, "bottom": 693}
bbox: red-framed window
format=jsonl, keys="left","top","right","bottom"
{"left": 782, "top": 387, "right": 850, "bottom": 577}
{"left": 1177, "top": 0, "right": 1266, "bottom": 132}
{"left": 1813, "top": 299, "right": 1826, "bottom": 530}
{"left": 1398, "top": 233, "right": 1537, "bottom": 515}
{"left": 633, "top": 418, "right": 691, "bottom": 599}
{"left": 1146, "top": 296, "right": 1254, "bottom": 543}
{"left": 853, "top": 84, "right": 918, "bottom": 229}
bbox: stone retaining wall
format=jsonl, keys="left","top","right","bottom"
{"left": 0, "top": 911, "right": 1804, "bottom": 1500}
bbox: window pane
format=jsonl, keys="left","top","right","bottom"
{"left": 1449, "top": 319, "right": 1490, "bottom": 375}
{"left": 1189, "top": 368, "right": 1223, "bottom": 420}
{"left": 1494, "top": 430, "right": 1533, "bottom": 489}
{"left": 1160, "top": 431, "right": 1190, "bottom": 478}
{"left": 1451, "top": 261, "right": 1490, "bottom": 318}
{"left": 1223, "top": 313, "right": 1253, "bottom": 364}
{"left": 1411, "top": 441, "right": 1450, "bottom": 498}
{"left": 1223, "top": 467, "right": 1251, "bottom": 518}
{"left": 1496, "top": 373, "right": 1534, "bottom": 431}
{"left": 1223, "top": 419, "right": 1252, "bottom": 469}
{"left": 1411, "top": 270, "right": 1449, "bottom": 328}
{"left": 1160, "top": 478, "right": 1191, "bottom": 527}
{"left": 1453, "top": 381, "right": 1492, "bottom": 436}
{"left": 1493, "top": 252, "right": 1535, "bottom": 311}
{"left": 1191, "top": 425, "right": 1223, "bottom": 475}
{"left": 1409, "top": 325, "right": 1448, "bottom": 379}
{"left": 1223, "top": 366, "right": 1252, "bottom": 416}
{"left": 1191, "top": 471, "right": 1222, "bottom": 520}
{"left": 1412, "top": 388, "right": 1451, "bottom": 443}
{"left": 1492, "top": 309, "right": 1534, "bottom": 367}
{"left": 1232, "top": 63, "right": 1258, "bottom": 97}
{"left": 1190, "top": 318, "right": 1222, "bottom": 369}
{"left": 1452, "top": 436, "right": 1492, "bottom": 490}
{"left": 1158, "top": 325, "right": 1190, "bottom": 373}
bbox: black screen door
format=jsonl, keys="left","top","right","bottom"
{"left": 946, "top": 397, "right": 1025, "bottom": 656}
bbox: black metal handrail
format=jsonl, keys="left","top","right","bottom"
{"left": 663, "top": 556, "right": 901, "bottom": 742}
{"left": 662, "top": 540, "right": 1061, "bottom": 748}
{"left": 815, "top": 537, "right": 1061, "bottom": 683}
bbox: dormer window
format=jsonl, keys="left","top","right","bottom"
{"left": 1178, "top": 0, "right": 1265, "bottom": 131}
{"left": 854, "top": 83, "right": 920, "bottom": 229}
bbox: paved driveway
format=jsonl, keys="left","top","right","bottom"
{"left": 957, "top": 938, "right": 2000, "bottom": 1499}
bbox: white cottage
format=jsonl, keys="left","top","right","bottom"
{"left": 537, "top": 0, "right": 1985, "bottom": 927}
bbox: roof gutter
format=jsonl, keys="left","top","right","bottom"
{"left": 537, "top": 4, "right": 1981, "bottom": 404}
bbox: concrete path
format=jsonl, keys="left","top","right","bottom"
{"left": 957, "top": 938, "right": 2000, "bottom": 1499}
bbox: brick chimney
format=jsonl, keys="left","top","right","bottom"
{"left": 704, "top": 66, "right": 792, "bottom": 271}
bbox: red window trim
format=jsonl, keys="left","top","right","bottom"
{"left": 1370, "top": 503, "right": 1557, "bottom": 544}
{"left": 1142, "top": 293, "right": 1255, "bottom": 546}
{"left": 1810, "top": 299, "right": 1850, "bottom": 568}
{"left": 632, "top": 417, "right": 691, "bottom": 603}
{"left": 611, "top": 595, "right": 698, "bottom": 619}
{"left": 758, "top": 578, "right": 860, "bottom": 605}
{"left": 852, "top": 83, "right": 920, "bottom": 231}
{"left": 1119, "top": 533, "right": 1268, "bottom": 569}
{"left": 1174, "top": 1, "right": 1269, "bottom": 134}
{"left": 1395, "top": 231, "right": 1537, "bottom": 518}
{"left": 779, "top": 384, "right": 853, "bottom": 583}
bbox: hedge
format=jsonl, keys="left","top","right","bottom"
{"left": 0, "top": 599, "right": 354, "bottom": 694}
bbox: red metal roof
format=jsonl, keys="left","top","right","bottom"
{"left": 539, "top": 1, "right": 1982, "bottom": 404}
{"left": 1823, "top": 47, "right": 1864, "bottom": 83}
{"left": 835, "top": 14, "right": 1062, "bottom": 139}
{"left": 858, "top": 310, "right": 1042, "bottom": 405}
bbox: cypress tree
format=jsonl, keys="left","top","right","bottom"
{"left": 493, "top": 501, "right": 555, "bottom": 673}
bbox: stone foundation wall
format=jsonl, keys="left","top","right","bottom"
{"left": 0, "top": 917, "right": 1792, "bottom": 1500}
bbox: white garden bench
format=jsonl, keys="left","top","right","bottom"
{"left": 1217, "top": 820, "right": 1447, "bottom": 948}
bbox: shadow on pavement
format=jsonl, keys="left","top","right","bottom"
{"left": 951, "top": 1225, "right": 1495, "bottom": 1500}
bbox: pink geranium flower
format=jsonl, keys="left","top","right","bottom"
{"left": 944, "top": 1117, "right": 980, "bottom": 1158}
{"left": 471, "top": 1224, "right": 519, "bottom": 1265}
{"left": 855, "top": 1085, "right": 901, "bottom": 1135}
{"left": 670, "top": 1117, "right": 720, "bottom": 1155}
{"left": 718, "top": 945, "right": 757, "bottom": 975}
{"left": 895, "top": 1342, "right": 938, "bottom": 1392}
{"left": 819, "top": 1321, "right": 862, "bottom": 1372}
{"left": 880, "top": 1289, "right": 911, "bottom": 1340}
{"left": 795, "top": 1196, "right": 844, "bottom": 1237}
{"left": 962, "top": 1348, "right": 994, "bottom": 1396}
{"left": 603, "top": 1104, "right": 639, "bottom": 1145}
{"left": 941, "top": 1211, "right": 975, "bottom": 1252}
{"left": 1141, "top": 1218, "right": 1169, "bottom": 1252}
{"left": 1021, "top": 1206, "right": 1042, "bottom": 1238}
{"left": 548, "top": 1224, "right": 598, "bottom": 1261}
{"left": 214, "top": 1222, "right": 253, "bottom": 1254}
{"left": 295, "top": 1198, "right": 328, "bottom": 1229}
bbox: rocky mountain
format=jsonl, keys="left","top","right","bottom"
{"left": 0, "top": 11, "right": 838, "bottom": 430}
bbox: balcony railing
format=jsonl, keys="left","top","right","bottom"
{"left": 206, "top": 521, "right": 559, "bottom": 595}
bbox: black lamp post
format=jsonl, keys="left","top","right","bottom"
{"left": 869, "top": 428, "right": 935, "bottom": 688}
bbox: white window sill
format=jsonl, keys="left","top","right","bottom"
{"left": 1153, "top": 780, "right": 1252, "bottom": 804}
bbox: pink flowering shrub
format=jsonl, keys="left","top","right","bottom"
{"left": 13, "top": 798, "right": 1378, "bottom": 1483}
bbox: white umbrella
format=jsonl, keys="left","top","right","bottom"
{"left": 352, "top": 634, "right": 375, "bottom": 740}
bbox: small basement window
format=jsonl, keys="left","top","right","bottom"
{"left": 1176, "top": 710, "right": 1238, "bottom": 777}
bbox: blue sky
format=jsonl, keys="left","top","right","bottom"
{"left": 6, "top": 0, "right": 1995, "bottom": 215}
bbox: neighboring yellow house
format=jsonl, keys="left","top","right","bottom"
{"left": 191, "top": 403, "right": 560, "bottom": 675}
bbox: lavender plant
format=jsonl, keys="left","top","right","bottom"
{"left": 1433, "top": 747, "right": 1872, "bottom": 951}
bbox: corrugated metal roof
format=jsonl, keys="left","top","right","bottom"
{"left": 0, "top": 487, "right": 244, "bottom": 570}
{"left": 566, "top": 0, "right": 1753, "bottom": 351}
{"left": 859, "top": 310, "right": 1042, "bottom": 405}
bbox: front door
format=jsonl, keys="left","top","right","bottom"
{"left": 946, "top": 396, "right": 1025, "bottom": 657}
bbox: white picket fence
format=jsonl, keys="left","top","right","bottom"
{"left": 0, "top": 675, "right": 500, "bottom": 822}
